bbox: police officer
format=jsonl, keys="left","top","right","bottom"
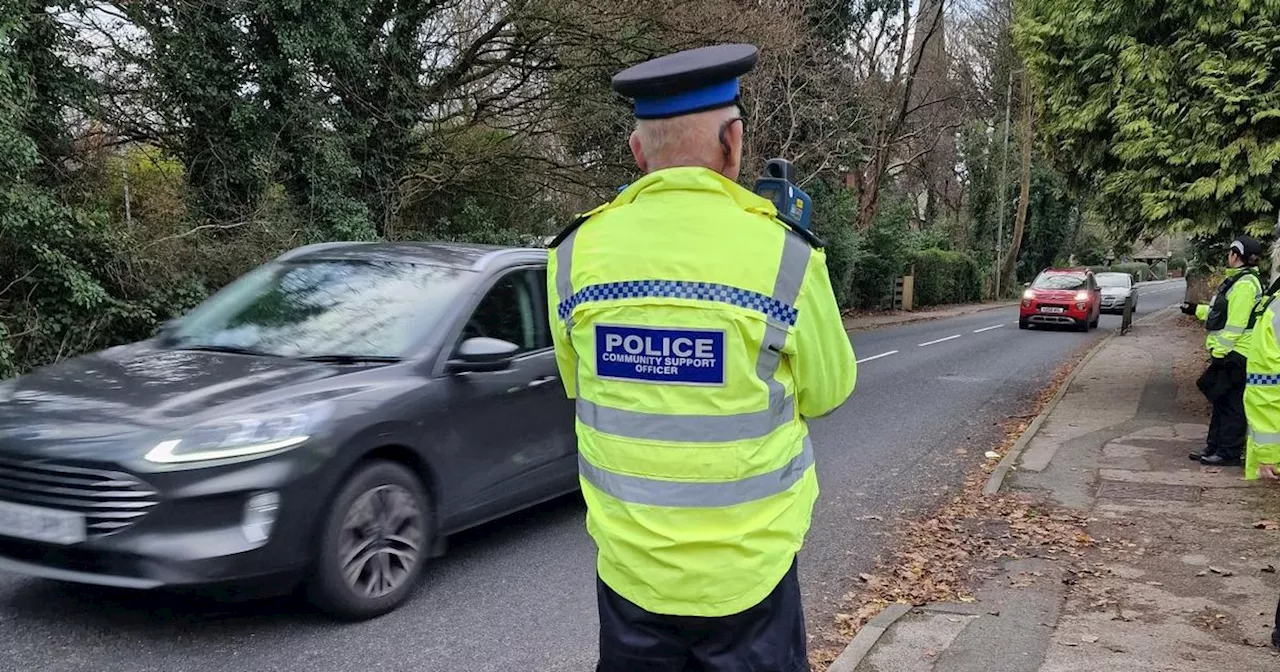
{"left": 1182, "top": 235, "right": 1264, "bottom": 465}
{"left": 546, "top": 44, "right": 857, "bottom": 671}
{"left": 1238, "top": 238, "right": 1280, "bottom": 649}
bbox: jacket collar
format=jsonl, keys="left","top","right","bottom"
{"left": 610, "top": 166, "right": 778, "bottom": 218}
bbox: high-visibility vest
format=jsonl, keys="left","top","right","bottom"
{"left": 547, "top": 166, "right": 857, "bottom": 617}
{"left": 1196, "top": 268, "right": 1261, "bottom": 358}
{"left": 1245, "top": 290, "right": 1280, "bottom": 479}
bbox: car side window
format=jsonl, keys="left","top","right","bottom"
{"left": 459, "top": 270, "right": 542, "bottom": 353}
{"left": 532, "top": 268, "right": 553, "bottom": 349}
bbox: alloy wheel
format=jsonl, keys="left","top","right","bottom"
{"left": 337, "top": 484, "right": 425, "bottom": 598}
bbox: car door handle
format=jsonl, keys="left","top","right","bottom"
{"left": 507, "top": 376, "right": 557, "bottom": 394}
{"left": 526, "top": 376, "right": 557, "bottom": 389}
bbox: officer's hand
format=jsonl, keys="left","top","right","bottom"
{"left": 1259, "top": 464, "right": 1280, "bottom": 481}
{"left": 1179, "top": 302, "right": 1195, "bottom": 316}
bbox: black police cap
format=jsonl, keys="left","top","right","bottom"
{"left": 1231, "top": 235, "right": 1263, "bottom": 260}
{"left": 611, "top": 44, "right": 759, "bottom": 119}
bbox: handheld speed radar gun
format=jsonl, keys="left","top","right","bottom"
{"left": 752, "top": 158, "right": 812, "bottom": 232}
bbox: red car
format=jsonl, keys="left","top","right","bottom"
{"left": 1019, "top": 268, "right": 1102, "bottom": 331}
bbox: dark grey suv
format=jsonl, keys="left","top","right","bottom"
{"left": 0, "top": 242, "right": 577, "bottom": 619}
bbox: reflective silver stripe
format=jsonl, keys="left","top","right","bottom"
{"left": 1208, "top": 332, "right": 1238, "bottom": 354}
{"left": 771, "top": 232, "right": 810, "bottom": 310}
{"left": 1251, "top": 429, "right": 1280, "bottom": 445}
{"left": 1208, "top": 330, "right": 1239, "bottom": 356}
{"left": 579, "top": 436, "right": 814, "bottom": 507}
{"left": 556, "top": 230, "right": 579, "bottom": 393}
{"left": 757, "top": 233, "right": 812, "bottom": 412}
{"left": 555, "top": 230, "right": 577, "bottom": 327}
{"left": 577, "top": 396, "right": 795, "bottom": 442}
{"left": 1220, "top": 325, "right": 1246, "bottom": 335}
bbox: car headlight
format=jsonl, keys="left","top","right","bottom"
{"left": 145, "top": 403, "right": 332, "bottom": 465}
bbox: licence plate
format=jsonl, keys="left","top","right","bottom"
{"left": 1040, "top": 307, "right": 1066, "bottom": 314}
{"left": 0, "top": 500, "right": 86, "bottom": 545}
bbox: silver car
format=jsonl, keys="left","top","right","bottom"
{"left": 1096, "top": 272, "right": 1136, "bottom": 314}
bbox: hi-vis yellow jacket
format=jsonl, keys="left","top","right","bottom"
{"left": 1245, "top": 288, "right": 1280, "bottom": 479}
{"left": 1195, "top": 267, "right": 1262, "bottom": 359}
{"left": 547, "top": 166, "right": 857, "bottom": 617}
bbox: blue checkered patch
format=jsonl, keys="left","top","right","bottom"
{"left": 558, "top": 280, "right": 798, "bottom": 326}
{"left": 1248, "top": 373, "right": 1280, "bottom": 386}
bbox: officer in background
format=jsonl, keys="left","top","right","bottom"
{"left": 1182, "top": 235, "right": 1264, "bottom": 466}
{"left": 546, "top": 44, "right": 857, "bottom": 671}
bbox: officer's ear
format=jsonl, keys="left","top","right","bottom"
{"left": 628, "top": 130, "right": 648, "bottom": 173}
{"left": 720, "top": 117, "right": 744, "bottom": 182}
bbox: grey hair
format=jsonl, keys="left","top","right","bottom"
{"left": 633, "top": 105, "right": 741, "bottom": 173}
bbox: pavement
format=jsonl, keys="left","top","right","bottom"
{"left": 0, "top": 281, "right": 1188, "bottom": 672}
{"left": 837, "top": 296, "right": 1280, "bottom": 672}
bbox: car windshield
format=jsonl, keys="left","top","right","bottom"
{"left": 167, "top": 259, "right": 475, "bottom": 358}
{"left": 1095, "top": 273, "right": 1131, "bottom": 288}
{"left": 1032, "top": 273, "right": 1088, "bottom": 290}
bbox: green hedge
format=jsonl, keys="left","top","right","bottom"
{"left": 912, "top": 248, "right": 981, "bottom": 307}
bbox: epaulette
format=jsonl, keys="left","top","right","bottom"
{"left": 548, "top": 202, "right": 611, "bottom": 248}
{"left": 548, "top": 215, "right": 589, "bottom": 249}
{"left": 783, "top": 220, "right": 826, "bottom": 249}
{"left": 745, "top": 203, "right": 825, "bottom": 249}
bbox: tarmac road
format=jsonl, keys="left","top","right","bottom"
{"left": 0, "top": 281, "right": 1187, "bottom": 672}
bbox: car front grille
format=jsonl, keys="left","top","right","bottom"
{"left": 0, "top": 457, "right": 158, "bottom": 537}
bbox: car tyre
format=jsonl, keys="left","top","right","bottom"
{"left": 308, "top": 460, "right": 431, "bottom": 621}
{"left": 1019, "top": 318, "right": 1030, "bottom": 330}
{"left": 1089, "top": 314, "right": 1099, "bottom": 329}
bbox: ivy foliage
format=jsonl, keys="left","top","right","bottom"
{"left": 0, "top": 5, "right": 171, "bottom": 377}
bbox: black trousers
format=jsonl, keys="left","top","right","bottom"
{"left": 595, "top": 560, "right": 808, "bottom": 672}
{"left": 1273, "top": 593, "right": 1280, "bottom": 647}
{"left": 1198, "top": 353, "right": 1247, "bottom": 459}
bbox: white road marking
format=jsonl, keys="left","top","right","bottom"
{"left": 973, "top": 324, "right": 1004, "bottom": 333}
{"left": 918, "top": 335, "right": 962, "bottom": 347}
{"left": 857, "top": 350, "right": 898, "bottom": 364}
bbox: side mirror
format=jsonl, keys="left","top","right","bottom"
{"left": 447, "top": 337, "right": 520, "bottom": 373}
{"left": 156, "top": 319, "right": 181, "bottom": 344}
{"left": 1023, "top": 282, "right": 1031, "bottom": 288}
